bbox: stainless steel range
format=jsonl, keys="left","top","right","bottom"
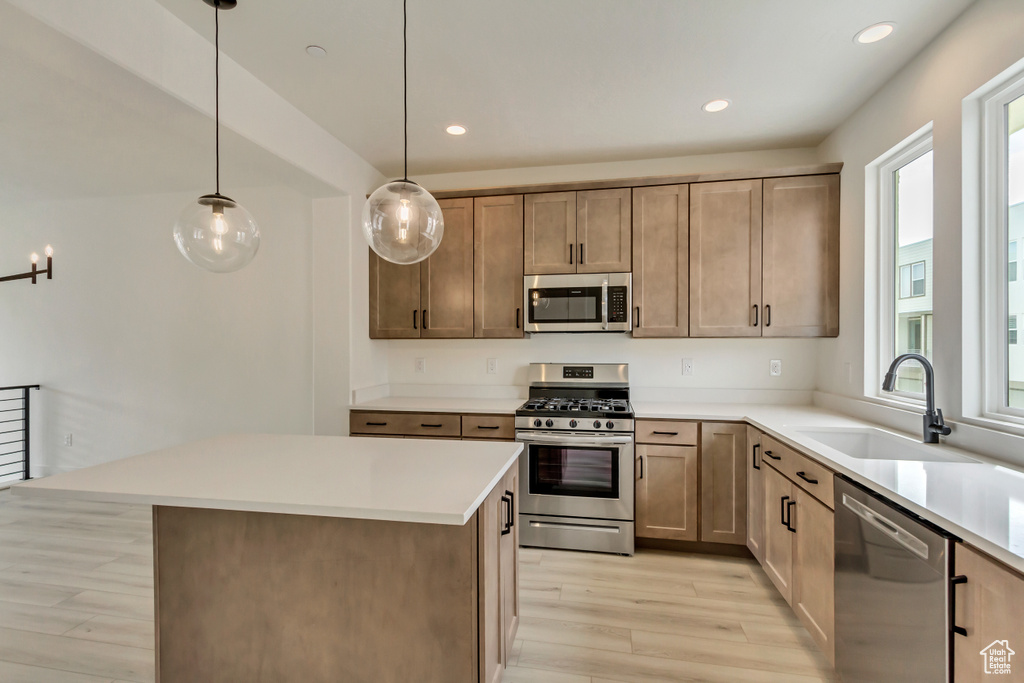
{"left": 516, "top": 363, "right": 634, "bottom": 555}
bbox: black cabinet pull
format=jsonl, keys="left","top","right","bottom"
{"left": 786, "top": 500, "right": 796, "bottom": 532}
{"left": 569, "top": 243, "right": 573, "bottom": 265}
{"left": 780, "top": 495, "right": 790, "bottom": 527}
{"left": 477, "top": 425, "right": 500, "bottom": 430}
{"left": 413, "top": 309, "right": 418, "bottom": 330}
{"left": 653, "top": 431, "right": 678, "bottom": 436}
{"left": 500, "top": 495, "right": 511, "bottom": 535}
{"left": 516, "top": 307, "right": 521, "bottom": 329}
{"left": 763, "top": 449, "right": 781, "bottom": 460}
{"left": 635, "top": 306, "right": 640, "bottom": 328}
{"left": 366, "top": 422, "right": 387, "bottom": 426}
{"left": 752, "top": 443, "right": 761, "bottom": 470}
{"left": 422, "top": 309, "right": 428, "bottom": 330}
{"left": 579, "top": 242, "right": 584, "bottom": 264}
{"left": 638, "top": 455, "right": 643, "bottom": 479}
{"left": 765, "top": 304, "right": 772, "bottom": 328}
{"left": 951, "top": 575, "right": 968, "bottom": 636}
{"left": 506, "top": 490, "right": 514, "bottom": 528}
{"left": 796, "top": 471, "right": 818, "bottom": 485}
{"left": 752, "top": 304, "right": 759, "bottom": 327}
{"left": 421, "top": 423, "right": 443, "bottom": 428}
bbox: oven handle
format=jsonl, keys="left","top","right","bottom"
{"left": 601, "top": 279, "right": 609, "bottom": 330}
{"left": 516, "top": 432, "right": 634, "bottom": 446}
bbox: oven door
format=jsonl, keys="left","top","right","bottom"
{"left": 516, "top": 431, "right": 634, "bottom": 521}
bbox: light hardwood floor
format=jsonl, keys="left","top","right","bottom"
{"left": 0, "top": 489, "right": 835, "bottom": 682}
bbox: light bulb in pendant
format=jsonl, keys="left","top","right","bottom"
{"left": 174, "top": 194, "right": 259, "bottom": 273}
{"left": 398, "top": 199, "right": 411, "bottom": 242}
{"left": 211, "top": 207, "right": 227, "bottom": 253}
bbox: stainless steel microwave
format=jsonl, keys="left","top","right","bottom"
{"left": 523, "top": 273, "right": 632, "bottom": 333}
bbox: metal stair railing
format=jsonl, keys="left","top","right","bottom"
{"left": 0, "top": 385, "right": 40, "bottom": 483}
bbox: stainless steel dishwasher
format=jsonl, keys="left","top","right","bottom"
{"left": 834, "top": 475, "right": 957, "bottom": 683}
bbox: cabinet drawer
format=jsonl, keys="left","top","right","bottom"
{"left": 461, "top": 414, "right": 515, "bottom": 440}
{"left": 761, "top": 435, "right": 834, "bottom": 509}
{"left": 350, "top": 411, "right": 461, "bottom": 438}
{"left": 635, "top": 420, "right": 698, "bottom": 445}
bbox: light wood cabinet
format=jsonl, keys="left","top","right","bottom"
{"left": 475, "top": 195, "right": 524, "bottom": 338}
{"left": 689, "top": 179, "right": 763, "bottom": 337}
{"left": 369, "top": 198, "right": 474, "bottom": 339}
{"left": 953, "top": 543, "right": 1024, "bottom": 683}
{"left": 746, "top": 426, "right": 765, "bottom": 564}
{"left": 762, "top": 465, "right": 795, "bottom": 603}
{"left": 635, "top": 443, "right": 699, "bottom": 541}
{"left": 350, "top": 411, "right": 515, "bottom": 441}
{"left": 700, "top": 422, "right": 747, "bottom": 545}
{"left": 479, "top": 466, "right": 519, "bottom": 683}
{"left": 500, "top": 466, "right": 520, "bottom": 656}
{"left": 762, "top": 175, "right": 840, "bottom": 337}
{"left": 792, "top": 486, "right": 835, "bottom": 664}
{"left": 524, "top": 189, "right": 631, "bottom": 274}
{"left": 632, "top": 185, "right": 689, "bottom": 337}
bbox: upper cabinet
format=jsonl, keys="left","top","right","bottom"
{"left": 524, "top": 188, "right": 631, "bottom": 274}
{"left": 475, "top": 195, "right": 525, "bottom": 338}
{"left": 689, "top": 175, "right": 839, "bottom": 338}
{"left": 762, "top": 175, "right": 840, "bottom": 337}
{"left": 632, "top": 185, "right": 689, "bottom": 337}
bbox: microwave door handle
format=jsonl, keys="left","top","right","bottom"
{"left": 602, "top": 279, "right": 609, "bottom": 330}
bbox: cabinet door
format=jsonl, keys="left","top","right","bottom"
{"left": 746, "top": 426, "right": 765, "bottom": 564}
{"left": 369, "top": 253, "right": 420, "bottom": 338}
{"left": 700, "top": 422, "right": 747, "bottom": 545}
{"left": 421, "top": 198, "right": 474, "bottom": 338}
{"left": 632, "top": 185, "right": 688, "bottom": 337}
{"left": 500, "top": 466, "right": 520, "bottom": 658}
{"left": 792, "top": 487, "right": 835, "bottom": 665}
{"left": 477, "top": 482, "right": 504, "bottom": 683}
{"left": 635, "top": 444, "right": 699, "bottom": 541}
{"left": 762, "top": 465, "right": 794, "bottom": 604}
{"left": 577, "top": 188, "right": 631, "bottom": 274}
{"left": 689, "top": 179, "right": 763, "bottom": 337}
{"left": 954, "top": 544, "right": 1024, "bottom": 683}
{"left": 475, "top": 195, "right": 524, "bottom": 338}
{"left": 762, "top": 175, "right": 840, "bottom": 337}
{"left": 524, "top": 192, "right": 576, "bottom": 274}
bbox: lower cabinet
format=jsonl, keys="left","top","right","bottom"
{"left": 746, "top": 426, "right": 765, "bottom": 563}
{"left": 953, "top": 543, "right": 1024, "bottom": 683}
{"left": 350, "top": 411, "right": 514, "bottom": 441}
{"left": 479, "top": 466, "right": 519, "bottom": 683}
{"left": 635, "top": 443, "right": 699, "bottom": 540}
{"left": 700, "top": 422, "right": 747, "bottom": 545}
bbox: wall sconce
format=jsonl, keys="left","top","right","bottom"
{"left": 0, "top": 246, "right": 53, "bottom": 285}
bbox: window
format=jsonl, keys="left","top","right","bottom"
{"left": 900, "top": 261, "right": 926, "bottom": 298}
{"left": 1011, "top": 240, "right": 1019, "bottom": 282}
{"left": 1011, "top": 315, "right": 1019, "bottom": 346}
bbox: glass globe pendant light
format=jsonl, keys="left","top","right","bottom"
{"left": 362, "top": 0, "right": 444, "bottom": 265}
{"left": 174, "top": 0, "right": 260, "bottom": 273}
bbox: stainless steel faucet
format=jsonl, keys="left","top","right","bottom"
{"left": 882, "top": 353, "right": 952, "bottom": 444}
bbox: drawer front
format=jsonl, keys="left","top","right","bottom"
{"left": 350, "top": 411, "right": 461, "bottom": 437}
{"left": 761, "top": 435, "right": 834, "bottom": 509}
{"left": 635, "top": 420, "right": 698, "bottom": 445}
{"left": 461, "top": 414, "right": 515, "bottom": 440}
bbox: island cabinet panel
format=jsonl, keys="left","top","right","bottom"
{"left": 632, "top": 185, "right": 689, "bottom": 337}
{"left": 369, "top": 255, "right": 420, "bottom": 338}
{"left": 762, "top": 465, "right": 795, "bottom": 604}
{"left": 154, "top": 505, "right": 483, "bottom": 683}
{"left": 421, "top": 197, "right": 475, "bottom": 338}
{"left": 500, "top": 466, "right": 520, "bottom": 655}
{"left": 746, "top": 426, "right": 765, "bottom": 564}
{"left": 761, "top": 175, "right": 840, "bottom": 338}
{"left": 576, "top": 188, "right": 632, "bottom": 274}
{"left": 635, "top": 444, "right": 699, "bottom": 541}
{"left": 954, "top": 544, "right": 1024, "bottom": 683}
{"left": 700, "top": 422, "right": 747, "bottom": 545}
{"left": 689, "top": 179, "right": 763, "bottom": 337}
{"left": 524, "top": 192, "right": 576, "bottom": 274}
{"left": 479, "top": 467, "right": 520, "bottom": 682}
{"left": 474, "top": 195, "right": 525, "bottom": 338}
{"left": 792, "top": 486, "right": 835, "bottom": 665}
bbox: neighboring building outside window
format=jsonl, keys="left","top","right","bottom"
{"left": 1011, "top": 315, "right": 1018, "bottom": 346}
{"left": 899, "top": 260, "right": 927, "bottom": 298}
{"left": 1006, "top": 95, "right": 1023, "bottom": 408}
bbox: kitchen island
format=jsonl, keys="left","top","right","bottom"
{"left": 13, "top": 434, "right": 522, "bottom": 683}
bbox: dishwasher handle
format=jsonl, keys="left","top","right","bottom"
{"left": 841, "top": 493, "right": 930, "bottom": 561}
{"left": 951, "top": 575, "right": 968, "bottom": 637}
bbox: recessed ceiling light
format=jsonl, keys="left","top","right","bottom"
{"left": 702, "top": 99, "right": 730, "bottom": 113}
{"left": 446, "top": 125, "right": 467, "bottom": 136}
{"left": 854, "top": 23, "right": 895, "bottom": 44}
{"left": 306, "top": 45, "right": 327, "bottom": 58}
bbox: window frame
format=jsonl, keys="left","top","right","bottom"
{"left": 868, "top": 126, "right": 934, "bottom": 405}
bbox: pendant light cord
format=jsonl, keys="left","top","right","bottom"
{"left": 403, "top": 0, "right": 408, "bottom": 182}
{"left": 215, "top": 3, "right": 221, "bottom": 195}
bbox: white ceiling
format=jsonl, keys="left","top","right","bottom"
{"left": 151, "top": 0, "right": 976, "bottom": 178}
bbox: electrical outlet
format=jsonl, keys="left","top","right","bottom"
{"left": 682, "top": 358, "right": 694, "bottom": 376}
{"left": 415, "top": 358, "right": 426, "bottom": 373}
{"left": 64, "top": 433, "right": 73, "bottom": 447}
{"left": 487, "top": 358, "right": 497, "bottom": 374}
{"left": 770, "top": 359, "right": 783, "bottom": 377}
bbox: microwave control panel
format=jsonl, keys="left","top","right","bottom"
{"left": 608, "top": 287, "right": 628, "bottom": 323}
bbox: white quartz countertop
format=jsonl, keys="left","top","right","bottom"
{"left": 351, "top": 397, "right": 522, "bottom": 414}
{"left": 12, "top": 434, "right": 522, "bottom": 526}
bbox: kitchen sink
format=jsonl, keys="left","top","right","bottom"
{"left": 793, "top": 427, "right": 979, "bottom": 463}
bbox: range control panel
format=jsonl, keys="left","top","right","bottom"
{"left": 563, "top": 366, "right": 594, "bottom": 379}
{"left": 608, "top": 286, "right": 628, "bottom": 323}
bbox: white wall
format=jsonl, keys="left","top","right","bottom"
{"left": 359, "top": 147, "right": 824, "bottom": 401}
{"left": 815, "top": 0, "right": 1024, "bottom": 464}
{"left": 0, "top": 187, "right": 315, "bottom": 475}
